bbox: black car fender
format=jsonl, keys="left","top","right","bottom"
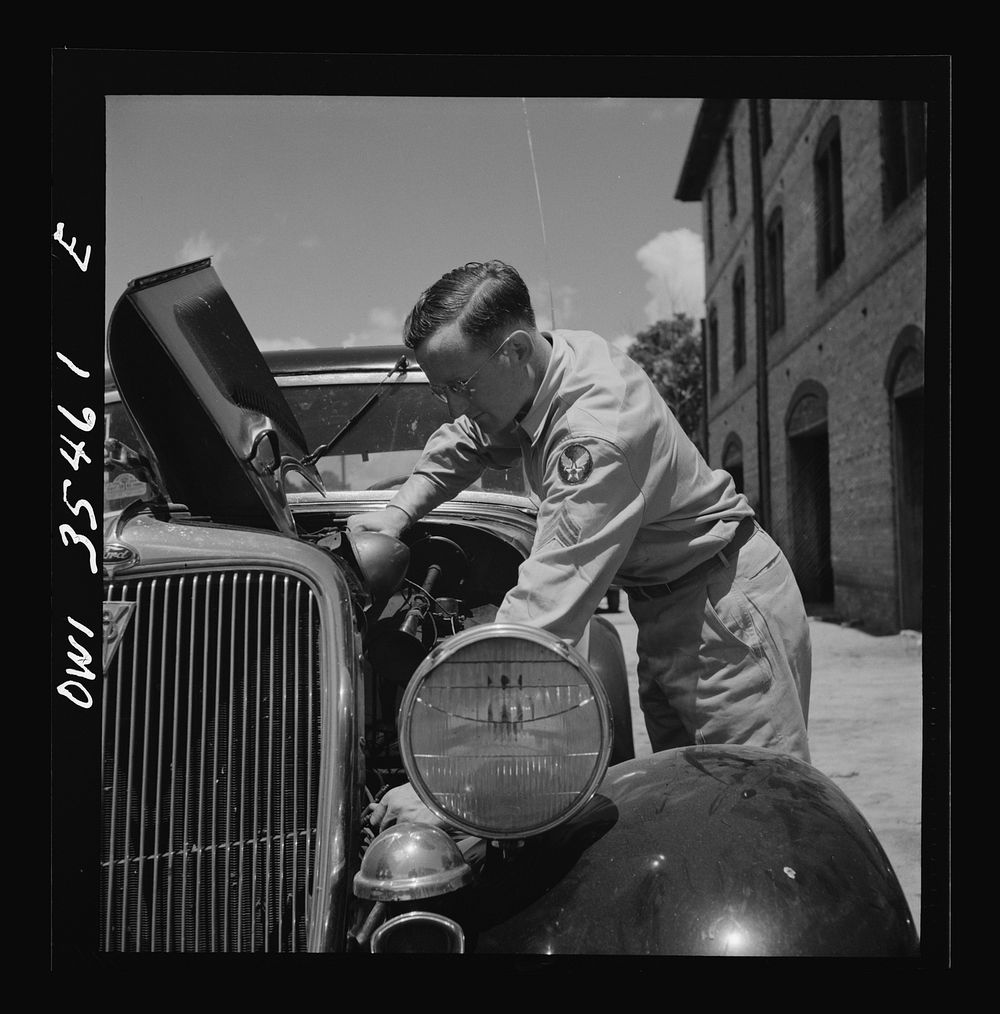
{"left": 586, "top": 614, "right": 635, "bottom": 765}
{"left": 471, "top": 744, "right": 919, "bottom": 956}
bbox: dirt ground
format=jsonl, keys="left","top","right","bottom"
{"left": 602, "top": 604, "right": 923, "bottom": 936}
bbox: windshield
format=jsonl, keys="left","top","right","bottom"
{"left": 103, "top": 378, "right": 528, "bottom": 510}
{"left": 104, "top": 402, "right": 148, "bottom": 514}
{"left": 280, "top": 380, "right": 527, "bottom": 495}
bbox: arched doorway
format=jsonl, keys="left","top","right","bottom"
{"left": 786, "top": 382, "right": 833, "bottom": 604}
{"left": 886, "top": 327, "right": 924, "bottom": 630}
{"left": 722, "top": 433, "right": 745, "bottom": 496}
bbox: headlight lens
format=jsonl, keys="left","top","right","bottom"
{"left": 398, "top": 623, "right": 612, "bottom": 839}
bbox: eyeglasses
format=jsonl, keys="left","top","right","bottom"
{"left": 428, "top": 330, "right": 521, "bottom": 403}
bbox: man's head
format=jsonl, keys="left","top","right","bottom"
{"left": 402, "top": 260, "right": 536, "bottom": 353}
{"left": 404, "top": 261, "right": 549, "bottom": 434}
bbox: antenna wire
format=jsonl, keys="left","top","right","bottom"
{"left": 521, "top": 97, "right": 556, "bottom": 329}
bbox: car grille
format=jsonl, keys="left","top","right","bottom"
{"left": 102, "top": 569, "right": 323, "bottom": 952}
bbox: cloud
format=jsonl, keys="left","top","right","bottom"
{"left": 299, "top": 236, "right": 321, "bottom": 250}
{"left": 253, "top": 334, "right": 318, "bottom": 352}
{"left": 342, "top": 306, "right": 405, "bottom": 348}
{"left": 608, "top": 332, "right": 635, "bottom": 353}
{"left": 176, "top": 230, "right": 232, "bottom": 266}
{"left": 635, "top": 228, "right": 705, "bottom": 322}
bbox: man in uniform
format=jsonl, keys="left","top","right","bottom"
{"left": 351, "top": 260, "right": 812, "bottom": 832}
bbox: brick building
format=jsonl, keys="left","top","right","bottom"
{"left": 675, "top": 99, "right": 926, "bottom": 633}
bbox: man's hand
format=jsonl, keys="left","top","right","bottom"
{"left": 364, "top": 782, "right": 444, "bottom": 834}
{"left": 346, "top": 504, "right": 411, "bottom": 538}
{"left": 464, "top": 603, "right": 499, "bottom": 629}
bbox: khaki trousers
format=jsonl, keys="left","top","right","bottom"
{"left": 628, "top": 525, "right": 812, "bottom": 763}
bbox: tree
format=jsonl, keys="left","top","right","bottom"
{"left": 626, "top": 314, "right": 704, "bottom": 447}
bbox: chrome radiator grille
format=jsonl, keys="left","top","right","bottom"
{"left": 102, "top": 569, "right": 322, "bottom": 952}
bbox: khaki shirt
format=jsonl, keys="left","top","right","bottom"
{"left": 391, "top": 329, "right": 752, "bottom": 643}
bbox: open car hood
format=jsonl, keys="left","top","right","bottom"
{"left": 106, "top": 259, "right": 309, "bottom": 534}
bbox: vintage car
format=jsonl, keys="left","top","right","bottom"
{"left": 99, "top": 259, "right": 919, "bottom": 956}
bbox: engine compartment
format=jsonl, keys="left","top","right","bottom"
{"left": 298, "top": 513, "right": 525, "bottom": 611}
{"left": 298, "top": 513, "right": 528, "bottom": 790}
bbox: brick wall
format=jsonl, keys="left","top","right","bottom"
{"left": 703, "top": 99, "right": 926, "bottom": 632}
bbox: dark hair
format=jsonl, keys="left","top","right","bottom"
{"left": 402, "top": 260, "right": 536, "bottom": 351}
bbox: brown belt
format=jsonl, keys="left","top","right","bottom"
{"left": 622, "top": 517, "right": 758, "bottom": 602}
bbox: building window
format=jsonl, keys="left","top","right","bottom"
{"left": 722, "top": 433, "right": 745, "bottom": 494}
{"left": 758, "top": 100, "right": 773, "bottom": 152}
{"left": 880, "top": 100, "right": 926, "bottom": 215}
{"left": 883, "top": 324, "right": 925, "bottom": 396}
{"left": 725, "top": 135, "right": 737, "bottom": 219}
{"left": 708, "top": 304, "right": 719, "bottom": 396}
{"left": 765, "top": 207, "right": 785, "bottom": 336}
{"left": 705, "top": 186, "right": 715, "bottom": 262}
{"left": 814, "top": 116, "right": 845, "bottom": 283}
{"left": 732, "top": 266, "right": 746, "bottom": 372}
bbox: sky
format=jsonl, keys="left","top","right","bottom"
{"left": 106, "top": 94, "right": 706, "bottom": 356}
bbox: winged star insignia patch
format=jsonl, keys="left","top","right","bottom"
{"left": 557, "top": 444, "right": 593, "bottom": 485}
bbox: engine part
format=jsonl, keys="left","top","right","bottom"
{"left": 368, "top": 536, "right": 469, "bottom": 685}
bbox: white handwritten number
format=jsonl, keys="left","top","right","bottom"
{"left": 59, "top": 433, "right": 92, "bottom": 471}
{"left": 53, "top": 222, "right": 91, "bottom": 273}
{"left": 59, "top": 523, "right": 98, "bottom": 575}
{"left": 55, "top": 344, "right": 98, "bottom": 713}
{"left": 56, "top": 351, "right": 91, "bottom": 378}
{"left": 62, "top": 479, "right": 97, "bottom": 532}
{"left": 57, "top": 404, "right": 97, "bottom": 432}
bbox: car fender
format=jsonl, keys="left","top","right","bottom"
{"left": 586, "top": 614, "right": 635, "bottom": 765}
{"left": 472, "top": 744, "right": 919, "bottom": 956}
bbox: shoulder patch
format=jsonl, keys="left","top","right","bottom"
{"left": 557, "top": 443, "right": 594, "bottom": 485}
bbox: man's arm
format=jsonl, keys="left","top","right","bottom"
{"left": 347, "top": 416, "right": 521, "bottom": 535}
{"left": 495, "top": 436, "right": 646, "bottom": 645}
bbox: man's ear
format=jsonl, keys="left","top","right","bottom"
{"left": 510, "top": 328, "right": 534, "bottom": 363}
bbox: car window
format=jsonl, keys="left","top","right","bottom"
{"left": 280, "top": 381, "right": 527, "bottom": 495}
{"left": 104, "top": 401, "right": 149, "bottom": 514}
{"left": 104, "top": 381, "right": 528, "bottom": 508}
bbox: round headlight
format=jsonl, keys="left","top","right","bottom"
{"left": 398, "top": 623, "right": 613, "bottom": 840}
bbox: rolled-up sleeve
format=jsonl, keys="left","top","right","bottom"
{"left": 390, "top": 416, "right": 522, "bottom": 520}
{"left": 495, "top": 436, "right": 645, "bottom": 643}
